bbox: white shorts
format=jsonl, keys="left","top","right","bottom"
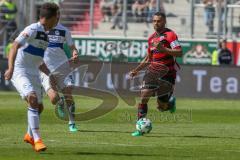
{"left": 40, "top": 71, "right": 74, "bottom": 93}
{"left": 11, "top": 71, "right": 42, "bottom": 103}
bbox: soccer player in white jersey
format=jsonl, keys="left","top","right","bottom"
{"left": 4, "top": 3, "right": 59, "bottom": 152}
{"left": 40, "top": 18, "right": 79, "bottom": 132}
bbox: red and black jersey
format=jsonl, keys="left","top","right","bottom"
{"left": 147, "top": 28, "right": 181, "bottom": 77}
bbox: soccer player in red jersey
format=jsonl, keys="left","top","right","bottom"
{"left": 129, "top": 12, "right": 183, "bottom": 136}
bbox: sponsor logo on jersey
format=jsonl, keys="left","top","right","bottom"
{"left": 55, "top": 30, "right": 60, "bottom": 36}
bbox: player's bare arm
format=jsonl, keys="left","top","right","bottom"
{"left": 4, "top": 41, "right": 21, "bottom": 80}
{"left": 69, "top": 45, "right": 79, "bottom": 62}
{"left": 129, "top": 54, "right": 151, "bottom": 78}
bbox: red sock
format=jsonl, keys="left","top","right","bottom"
{"left": 137, "top": 103, "right": 148, "bottom": 120}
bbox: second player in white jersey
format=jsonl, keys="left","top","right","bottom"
{"left": 41, "top": 22, "right": 79, "bottom": 132}
{"left": 4, "top": 2, "right": 59, "bottom": 152}
{"left": 41, "top": 23, "right": 76, "bottom": 91}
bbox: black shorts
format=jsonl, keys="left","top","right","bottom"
{"left": 142, "top": 70, "right": 175, "bottom": 102}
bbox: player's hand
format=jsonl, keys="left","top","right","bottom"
{"left": 71, "top": 50, "right": 79, "bottom": 63}
{"left": 129, "top": 70, "right": 138, "bottom": 79}
{"left": 156, "top": 42, "right": 166, "bottom": 52}
{"left": 4, "top": 68, "right": 13, "bottom": 80}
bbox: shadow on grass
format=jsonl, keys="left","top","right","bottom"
{"left": 75, "top": 151, "right": 161, "bottom": 157}
{"left": 78, "top": 130, "right": 240, "bottom": 140}
{"left": 74, "top": 151, "right": 193, "bottom": 158}
{"left": 40, "top": 152, "right": 54, "bottom": 155}
{"left": 78, "top": 129, "right": 132, "bottom": 134}
{"left": 147, "top": 134, "right": 240, "bottom": 140}
{"left": 39, "top": 150, "right": 163, "bottom": 157}
{"left": 41, "top": 151, "right": 191, "bottom": 158}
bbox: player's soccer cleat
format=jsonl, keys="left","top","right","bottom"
{"left": 23, "top": 133, "right": 34, "bottom": 147}
{"left": 57, "top": 97, "right": 65, "bottom": 118}
{"left": 69, "top": 123, "right": 78, "bottom": 132}
{"left": 131, "top": 130, "right": 143, "bottom": 137}
{"left": 34, "top": 139, "right": 47, "bottom": 152}
{"left": 169, "top": 96, "right": 176, "bottom": 113}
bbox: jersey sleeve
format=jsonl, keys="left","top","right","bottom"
{"left": 65, "top": 29, "right": 74, "bottom": 46}
{"left": 167, "top": 31, "right": 181, "bottom": 49}
{"left": 15, "top": 25, "right": 36, "bottom": 46}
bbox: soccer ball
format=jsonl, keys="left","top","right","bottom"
{"left": 136, "top": 118, "right": 152, "bottom": 134}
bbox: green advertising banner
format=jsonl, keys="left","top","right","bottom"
{"left": 180, "top": 40, "right": 217, "bottom": 65}
{"left": 65, "top": 36, "right": 217, "bottom": 64}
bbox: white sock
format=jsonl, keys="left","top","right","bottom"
{"left": 27, "top": 108, "right": 42, "bottom": 138}
{"left": 27, "top": 125, "right": 33, "bottom": 137}
{"left": 67, "top": 104, "right": 75, "bottom": 125}
{"left": 28, "top": 107, "right": 41, "bottom": 141}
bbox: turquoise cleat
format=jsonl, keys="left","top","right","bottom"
{"left": 169, "top": 96, "right": 176, "bottom": 113}
{"left": 131, "top": 130, "right": 143, "bottom": 137}
{"left": 69, "top": 123, "right": 78, "bottom": 132}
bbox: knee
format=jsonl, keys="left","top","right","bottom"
{"left": 27, "top": 93, "right": 39, "bottom": 108}
{"left": 50, "top": 95, "right": 59, "bottom": 105}
{"left": 47, "top": 89, "right": 60, "bottom": 105}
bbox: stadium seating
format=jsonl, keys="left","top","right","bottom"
{"left": 59, "top": 0, "right": 240, "bottom": 38}
{"left": 60, "top": 0, "right": 102, "bottom": 35}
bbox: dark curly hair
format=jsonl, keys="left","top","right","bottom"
{"left": 40, "top": 2, "right": 59, "bottom": 19}
{"left": 154, "top": 12, "right": 166, "bottom": 20}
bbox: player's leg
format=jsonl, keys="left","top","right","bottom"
{"left": 132, "top": 71, "right": 156, "bottom": 136}
{"left": 50, "top": 71, "right": 77, "bottom": 132}
{"left": 23, "top": 97, "right": 35, "bottom": 148}
{"left": 24, "top": 102, "right": 44, "bottom": 148}
{"left": 132, "top": 89, "right": 153, "bottom": 137}
{"left": 62, "top": 86, "right": 77, "bottom": 132}
{"left": 157, "top": 94, "right": 175, "bottom": 113}
{"left": 137, "top": 70, "right": 159, "bottom": 120}
{"left": 41, "top": 71, "right": 60, "bottom": 105}
{"left": 156, "top": 76, "right": 176, "bottom": 113}
{"left": 41, "top": 72, "right": 65, "bottom": 118}
{"left": 137, "top": 89, "right": 152, "bottom": 120}
{"left": 11, "top": 74, "right": 40, "bottom": 150}
{"left": 12, "top": 73, "right": 47, "bottom": 152}
{"left": 46, "top": 88, "right": 67, "bottom": 118}
{"left": 131, "top": 88, "right": 153, "bottom": 137}
{"left": 58, "top": 74, "right": 77, "bottom": 132}
{"left": 27, "top": 75, "right": 47, "bottom": 152}
{"left": 26, "top": 91, "right": 47, "bottom": 152}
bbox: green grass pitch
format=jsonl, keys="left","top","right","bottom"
{"left": 1, "top": 91, "right": 240, "bottom": 160}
